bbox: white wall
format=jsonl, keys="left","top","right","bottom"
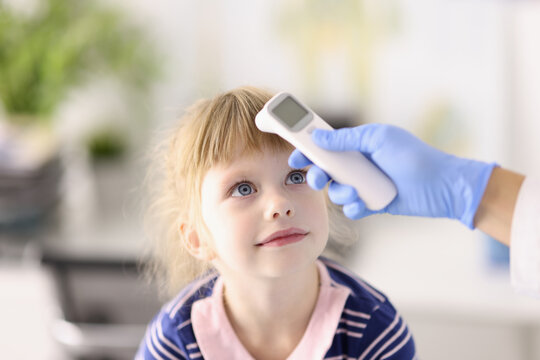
{"left": 119, "top": 0, "right": 528, "bottom": 165}
{"left": 512, "top": 4, "right": 540, "bottom": 177}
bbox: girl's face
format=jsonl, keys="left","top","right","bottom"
{"left": 199, "top": 148, "right": 329, "bottom": 280}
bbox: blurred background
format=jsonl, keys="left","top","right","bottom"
{"left": 1, "top": 0, "right": 540, "bottom": 359}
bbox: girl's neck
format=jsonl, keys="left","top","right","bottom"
{"left": 221, "top": 262, "right": 320, "bottom": 359}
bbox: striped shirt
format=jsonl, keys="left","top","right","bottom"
{"left": 136, "top": 258, "right": 416, "bottom": 359}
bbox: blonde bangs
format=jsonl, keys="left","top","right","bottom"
{"left": 191, "top": 86, "right": 291, "bottom": 172}
{"left": 173, "top": 87, "right": 293, "bottom": 212}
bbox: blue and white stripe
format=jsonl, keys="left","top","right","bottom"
{"left": 138, "top": 258, "right": 416, "bottom": 359}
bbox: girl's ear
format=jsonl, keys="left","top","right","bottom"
{"left": 180, "top": 223, "right": 216, "bottom": 261}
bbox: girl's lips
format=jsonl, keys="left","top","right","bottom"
{"left": 257, "top": 227, "right": 308, "bottom": 247}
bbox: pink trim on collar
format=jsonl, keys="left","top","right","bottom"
{"left": 191, "top": 260, "right": 351, "bottom": 359}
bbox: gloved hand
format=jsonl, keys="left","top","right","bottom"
{"left": 288, "top": 124, "right": 497, "bottom": 229}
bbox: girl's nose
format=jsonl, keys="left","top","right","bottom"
{"left": 264, "top": 192, "right": 295, "bottom": 220}
{"left": 271, "top": 207, "right": 294, "bottom": 219}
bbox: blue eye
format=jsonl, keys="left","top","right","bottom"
{"left": 286, "top": 171, "right": 306, "bottom": 185}
{"left": 231, "top": 183, "right": 255, "bottom": 197}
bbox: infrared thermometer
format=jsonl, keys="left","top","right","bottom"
{"left": 255, "top": 92, "right": 397, "bottom": 211}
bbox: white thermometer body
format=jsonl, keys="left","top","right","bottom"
{"left": 255, "top": 92, "right": 397, "bottom": 211}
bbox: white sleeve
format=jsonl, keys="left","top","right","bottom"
{"left": 510, "top": 176, "right": 540, "bottom": 298}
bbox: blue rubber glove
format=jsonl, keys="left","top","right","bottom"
{"left": 288, "top": 124, "right": 497, "bottom": 229}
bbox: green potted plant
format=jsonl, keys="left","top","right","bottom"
{"left": 0, "top": 0, "right": 157, "bottom": 148}
{"left": 0, "top": 0, "right": 159, "bottom": 226}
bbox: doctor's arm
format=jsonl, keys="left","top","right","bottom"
{"left": 473, "top": 167, "right": 525, "bottom": 246}
{"left": 288, "top": 124, "right": 524, "bottom": 246}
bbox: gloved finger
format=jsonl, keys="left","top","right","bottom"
{"left": 327, "top": 181, "right": 358, "bottom": 205}
{"left": 343, "top": 200, "right": 375, "bottom": 220}
{"left": 312, "top": 124, "right": 386, "bottom": 154}
{"left": 306, "top": 165, "right": 330, "bottom": 190}
{"left": 288, "top": 149, "right": 313, "bottom": 169}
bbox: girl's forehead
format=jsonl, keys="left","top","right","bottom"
{"left": 201, "top": 149, "right": 293, "bottom": 192}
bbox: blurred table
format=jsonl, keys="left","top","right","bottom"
{"left": 0, "top": 155, "right": 161, "bottom": 360}
{"left": 0, "top": 214, "right": 161, "bottom": 360}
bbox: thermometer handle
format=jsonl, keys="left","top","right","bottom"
{"left": 284, "top": 117, "right": 396, "bottom": 211}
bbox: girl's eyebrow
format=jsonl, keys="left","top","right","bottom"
{"left": 289, "top": 166, "right": 310, "bottom": 172}
{"left": 216, "top": 169, "right": 253, "bottom": 186}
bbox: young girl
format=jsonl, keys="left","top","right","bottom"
{"left": 137, "top": 87, "right": 416, "bottom": 360}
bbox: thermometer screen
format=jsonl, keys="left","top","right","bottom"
{"left": 271, "top": 96, "right": 309, "bottom": 128}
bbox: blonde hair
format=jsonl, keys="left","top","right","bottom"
{"left": 144, "top": 86, "right": 358, "bottom": 298}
